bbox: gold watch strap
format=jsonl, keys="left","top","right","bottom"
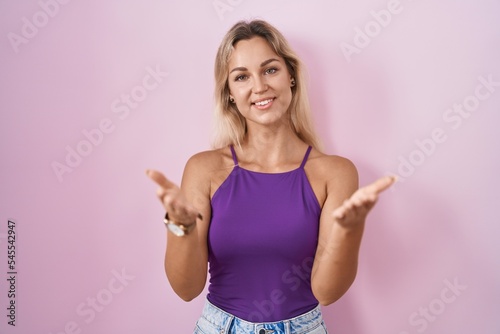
{"left": 163, "top": 212, "right": 196, "bottom": 235}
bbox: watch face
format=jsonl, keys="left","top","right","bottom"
{"left": 166, "top": 222, "right": 185, "bottom": 237}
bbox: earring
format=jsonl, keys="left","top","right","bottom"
{"left": 229, "top": 97, "right": 235, "bottom": 103}
{"left": 291, "top": 79, "right": 296, "bottom": 87}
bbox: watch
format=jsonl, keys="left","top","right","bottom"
{"left": 163, "top": 212, "right": 196, "bottom": 237}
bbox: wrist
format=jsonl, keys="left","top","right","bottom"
{"left": 163, "top": 213, "right": 197, "bottom": 237}
{"left": 331, "top": 219, "right": 365, "bottom": 237}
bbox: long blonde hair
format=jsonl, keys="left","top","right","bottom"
{"left": 212, "top": 20, "right": 321, "bottom": 150}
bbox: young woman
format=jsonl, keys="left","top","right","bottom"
{"left": 147, "top": 20, "right": 395, "bottom": 334}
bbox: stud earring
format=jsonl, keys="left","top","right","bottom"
{"left": 291, "top": 79, "right": 296, "bottom": 87}
{"left": 229, "top": 97, "right": 235, "bottom": 103}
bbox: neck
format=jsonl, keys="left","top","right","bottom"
{"left": 238, "top": 124, "right": 306, "bottom": 169}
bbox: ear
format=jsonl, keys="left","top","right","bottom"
{"left": 290, "top": 77, "right": 296, "bottom": 87}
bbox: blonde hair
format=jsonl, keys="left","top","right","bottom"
{"left": 212, "top": 20, "right": 321, "bottom": 149}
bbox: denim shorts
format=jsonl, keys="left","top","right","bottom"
{"left": 194, "top": 299, "right": 328, "bottom": 334}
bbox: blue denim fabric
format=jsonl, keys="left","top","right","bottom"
{"left": 194, "top": 299, "right": 328, "bottom": 334}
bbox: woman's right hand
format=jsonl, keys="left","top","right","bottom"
{"left": 146, "top": 169, "right": 202, "bottom": 225}
{"left": 146, "top": 168, "right": 208, "bottom": 300}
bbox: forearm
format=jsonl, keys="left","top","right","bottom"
{"left": 165, "top": 226, "right": 207, "bottom": 301}
{"left": 311, "top": 221, "right": 365, "bottom": 305}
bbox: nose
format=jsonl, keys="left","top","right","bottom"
{"left": 252, "top": 76, "right": 268, "bottom": 94}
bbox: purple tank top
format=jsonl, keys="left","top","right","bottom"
{"left": 207, "top": 145, "right": 321, "bottom": 322}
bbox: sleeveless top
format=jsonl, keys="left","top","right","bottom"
{"left": 207, "top": 146, "right": 322, "bottom": 322}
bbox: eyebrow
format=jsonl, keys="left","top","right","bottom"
{"left": 229, "top": 58, "right": 280, "bottom": 74}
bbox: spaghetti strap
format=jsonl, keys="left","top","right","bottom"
{"left": 229, "top": 145, "right": 239, "bottom": 165}
{"left": 300, "top": 146, "right": 313, "bottom": 168}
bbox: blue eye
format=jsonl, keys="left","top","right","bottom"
{"left": 265, "top": 67, "right": 278, "bottom": 74}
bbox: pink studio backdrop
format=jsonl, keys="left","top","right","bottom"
{"left": 1, "top": 1, "right": 499, "bottom": 333}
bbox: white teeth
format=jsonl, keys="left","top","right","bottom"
{"left": 254, "top": 99, "right": 273, "bottom": 106}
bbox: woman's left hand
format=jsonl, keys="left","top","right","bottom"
{"left": 332, "top": 175, "right": 396, "bottom": 228}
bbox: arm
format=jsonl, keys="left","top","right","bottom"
{"left": 310, "top": 158, "right": 395, "bottom": 305}
{"left": 147, "top": 153, "right": 211, "bottom": 301}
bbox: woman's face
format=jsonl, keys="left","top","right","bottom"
{"left": 227, "top": 36, "right": 294, "bottom": 128}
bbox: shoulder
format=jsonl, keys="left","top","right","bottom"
{"left": 307, "top": 149, "right": 358, "bottom": 182}
{"left": 182, "top": 147, "right": 234, "bottom": 195}
{"left": 184, "top": 147, "right": 232, "bottom": 173}
{"left": 306, "top": 149, "right": 359, "bottom": 200}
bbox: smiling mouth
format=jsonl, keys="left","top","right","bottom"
{"left": 252, "top": 98, "right": 274, "bottom": 106}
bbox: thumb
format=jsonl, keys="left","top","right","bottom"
{"left": 145, "top": 169, "right": 178, "bottom": 190}
{"left": 364, "top": 175, "right": 397, "bottom": 195}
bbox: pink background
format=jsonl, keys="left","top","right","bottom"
{"left": 1, "top": 1, "right": 499, "bottom": 333}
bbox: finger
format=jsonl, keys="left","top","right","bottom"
{"left": 332, "top": 207, "right": 346, "bottom": 220}
{"left": 352, "top": 191, "right": 368, "bottom": 206}
{"left": 158, "top": 191, "right": 203, "bottom": 222}
{"left": 146, "top": 169, "right": 178, "bottom": 190}
{"left": 169, "top": 204, "right": 203, "bottom": 224}
{"left": 156, "top": 187, "right": 167, "bottom": 201}
{"left": 333, "top": 199, "right": 351, "bottom": 220}
{"left": 340, "top": 199, "right": 353, "bottom": 212}
{"left": 353, "top": 190, "right": 377, "bottom": 207}
{"left": 363, "top": 175, "right": 397, "bottom": 195}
